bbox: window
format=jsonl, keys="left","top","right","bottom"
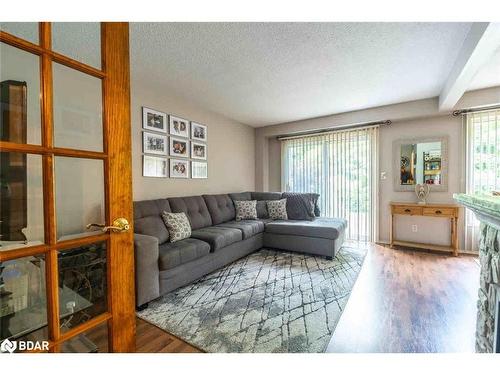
{"left": 465, "top": 109, "right": 500, "bottom": 251}
{"left": 281, "top": 126, "right": 378, "bottom": 241}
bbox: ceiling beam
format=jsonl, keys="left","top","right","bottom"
{"left": 439, "top": 22, "right": 500, "bottom": 111}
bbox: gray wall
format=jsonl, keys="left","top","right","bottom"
{"left": 255, "top": 87, "right": 500, "bottom": 251}
{"left": 131, "top": 79, "right": 256, "bottom": 201}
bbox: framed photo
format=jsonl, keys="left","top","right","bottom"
{"left": 191, "top": 122, "right": 207, "bottom": 142}
{"left": 170, "top": 137, "right": 189, "bottom": 158}
{"left": 143, "top": 155, "right": 168, "bottom": 178}
{"left": 191, "top": 141, "right": 207, "bottom": 160}
{"left": 142, "top": 107, "right": 167, "bottom": 133}
{"left": 169, "top": 115, "right": 189, "bottom": 138}
{"left": 170, "top": 159, "right": 189, "bottom": 179}
{"left": 191, "top": 161, "right": 208, "bottom": 179}
{"left": 143, "top": 132, "right": 167, "bottom": 155}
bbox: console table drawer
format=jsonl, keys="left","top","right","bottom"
{"left": 393, "top": 206, "right": 423, "bottom": 215}
{"left": 422, "top": 207, "right": 456, "bottom": 217}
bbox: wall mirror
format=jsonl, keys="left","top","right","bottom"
{"left": 393, "top": 136, "right": 448, "bottom": 192}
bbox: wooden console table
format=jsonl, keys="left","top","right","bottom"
{"left": 389, "top": 202, "right": 460, "bottom": 256}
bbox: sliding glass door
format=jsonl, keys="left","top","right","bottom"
{"left": 281, "top": 126, "right": 378, "bottom": 241}
{"left": 464, "top": 109, "right": 500, "bottom": 251}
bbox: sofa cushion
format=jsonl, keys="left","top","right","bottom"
{"left": 133, "top": 199, "right": 171, "bottom": 244}
{"left": 229, "top": 192, "right": 252, "bottom": 201}
{"left": 203, "top": 194, "right": 235, "bottom": 225}
{"left": 158, "top": 238, "right": 210, "bottom": 271}
{"left": 256, "top": 201, "right": 269, "bottom": 218}
{"left": 190, "top": 226, "right": 243, "bottom": 251}
{"left": 282, "top": 192, "right": 317, "bottom": 221}
{"left": 168, "top": 196, "right": 212, "bottom": 230}
{"left": 250, "top": 192, "right": 282, "bottom": 201}
{"left": 265, "top": 218, "right": 347, "bottom": 240}
{"left": 216, "top": 220, "right": 265, "bottom": 239}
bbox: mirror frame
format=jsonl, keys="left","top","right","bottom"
{"left": 393, "top": 135, "right": 449, "bottom": 192}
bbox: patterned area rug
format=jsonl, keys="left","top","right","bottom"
{"left": 137, "top": 246, "right": 366, "bottom": 353}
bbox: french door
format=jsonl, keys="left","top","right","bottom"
{"left": 0, "top": 23, "right": 135, "bottom": 352}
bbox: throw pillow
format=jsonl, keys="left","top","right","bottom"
{"left": 282, "top": 192, "right": 318, "bottom": 221}
{"left": 234, "top": 200, "right": 258, "bottom": 221}
{"left": 161, "top": 212, "right": 191, "bottom": 243}
{"left": 267, "top": 199, "right": 288, "bottom": 220}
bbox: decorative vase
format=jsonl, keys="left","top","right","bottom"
{"left": 415, "top": 183, "right": 430, "bottom": 205}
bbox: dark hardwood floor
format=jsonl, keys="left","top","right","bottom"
{"left": 135, "top": 317, "right": 202, "bottom": 353}
{"left": 326, "top": 243, "right": 479, "bottom": 353}
{"left": 135, "top": 243, "right": 479, "bottom": 353}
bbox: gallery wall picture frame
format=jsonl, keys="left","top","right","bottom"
{"left": 191, "top": 161, "right": 208, "bottom": 179}
{"left": 191, "top": 122, "right": 207, "bottom": 142}
{"left": 169, "top": 115, "right": 190, "bottom": 138}
{"left": 170, "top": 137, "right": 189, "bottom": 158}
{"left": 143, "top": 131, "right": 168, "bottom": 155}
{"left": 142, "top": 107, "right": 168, "bottom": 133}
{"left": 170, "top": 159, "right": 190, "bottom": 179}
{"left": 143, "top": 155, "right": 168, "bottom": 178}
{"left": 191, "top": 141, "right": 207, "bottom": 160}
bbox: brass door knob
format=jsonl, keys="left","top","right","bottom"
{"left": 87, "top": 218, "right": 130, "bottom": 233}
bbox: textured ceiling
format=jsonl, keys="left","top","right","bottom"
{"left": 3, "top": 22, "right": 497, "bottom": 127}
{"left": 130, "top": 22, "right": 475, "bottom": 127}
{"left": 468, "top": 45, "right": 500, "bottom": 91}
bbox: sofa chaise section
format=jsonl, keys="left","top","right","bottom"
{"left": 264, "top": 217, "right": 347, "bottom": 259}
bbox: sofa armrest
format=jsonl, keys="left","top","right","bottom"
{"left": 134, "top": 233, "right": 160, "bottom": 306}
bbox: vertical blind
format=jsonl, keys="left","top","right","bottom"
{"left": 465, "top": 109, "right": 500, "bottom": 251}
{"left": 281, "top": 126, "right": 378, "bottom": 242}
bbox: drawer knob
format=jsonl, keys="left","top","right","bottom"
{"left": 435, "top": 210, "right": 442, "bottom": 214}
{"left": 404, "top": 209, "right": 411, "bottom": 213}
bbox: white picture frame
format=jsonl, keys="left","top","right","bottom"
{"left": 170, "top": 159, "right": 190, "bottom": 179}
{"left": 142, "top": 107, "right": 167, "bottom": 133}
{"left": 191, "top": 122, "right": 207, "bottom": 142}
{"left": 170, "top": 137, "right": 189, "bottom": 158}
{"left": 191, "top": 161, "right": 208, "bottom": 179}
{"left": 143, "top": 155, "right": 168, "bottom": 178}
{"left": 169, "top": 115, "right": 190, "bottom": 138}
{"left": 143, "top": 132, "right": 167, "bottom": 155}
{"left": 191, "top": 141, "right": 207, "bottom": 160}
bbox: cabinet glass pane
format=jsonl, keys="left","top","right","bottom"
{"left": 53, "top": 62, "right": 103, "bottom": 152}
{"left": 0, "top": 255, "right": 48, "bottom": 346}
{"left": 0, "top": 152, "right": 44, "bottom": 251}
{"left": 58, "top": 242, "right": 107, "bottom": 331}
{"left": 55, "top": 157, "right": 105, "bottom": 241}
{"left": 0, "top": 22, "right": 39, "bottom": 44}
{"left": 52, "top": 22, "right": 101, "bottom": 69}
{"left": 60, "top": 321, "right": 108, "bottom": 353}
{"left": 0, "top": 42, "right": 41, "bottom": 145}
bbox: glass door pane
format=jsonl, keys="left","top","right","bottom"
{"left": 0, "top": 255, "right": 48, "bottom": 347}
{"left": 58, "top": 242, "right": 107, "bottom": 331}
{"left": 0, "top": 42, "right": 42, "bottom": 145}
{"left": 54, "top": 157, "right": 105, "bottom": 241}
{"left": 0, "top": 22, "right": 39, "bottom": 44}
{"left": 52, "top": 63, "right": 103, "bottom": 152}
{"left": 0, "top": 152, "right": 44, "bottom": 251}
{"left": 51, "top": 23, "right": 101, "bottom": 69}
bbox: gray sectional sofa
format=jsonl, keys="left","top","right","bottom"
{"left": 133, "top": 191, "right": 347, "bottom": 308}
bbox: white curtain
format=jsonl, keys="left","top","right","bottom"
{"left": 465, "top": 109, "right": 500, "bottom": 252}
{"left": 281, "top": 126, "right": 379, "bottom": 242}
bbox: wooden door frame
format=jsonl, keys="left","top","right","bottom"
{"left": 0, "top": 22, "right": 135, "bottom": 352}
